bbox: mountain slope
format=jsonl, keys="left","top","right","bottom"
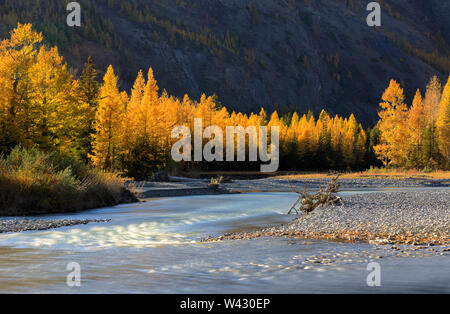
{"left": 0, "top": 0, "right": 449, "bottom": 124}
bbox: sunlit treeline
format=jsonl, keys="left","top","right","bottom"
{"left": 0, "top": 24, "right": 373, "bottom": 177}
{"left": 0, "top": 24, "right": 94, "bottom": 158}
{"left": 1, "top": 24, "right": 448, "bottom": 178}
{"left": 90, "top": 65, "right": 370, "bottom": 177}
{"left": 375, "top": 76, "right": 450, "bottom": 169}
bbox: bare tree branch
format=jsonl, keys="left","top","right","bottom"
{"left": 287, "top": 175, "right": 344, "bottom": 215}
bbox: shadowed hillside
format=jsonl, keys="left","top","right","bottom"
{"left": 0, "top": 0, "right": 449, "bottom": 123}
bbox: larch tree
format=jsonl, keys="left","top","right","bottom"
{"left": 330, "top": 116, "right": 344, "bottom": 169}
{"left": 77, "top": 56, "right": 100, "bottom": 159}
{"left": 342, "top": 116, "right": 357, "bottom": 168}
{"left": 125, "top": 69, "right": 146, "bottom": 144}
{"left": 91, "top": 65, "right": 125, "bottom": 170}
{"left": 437, "top": 76, "right": 450, "bottom": 167}
{"left": 421, "top": 76, "right": 442, "bottom": 166}
{"left": 0, "top": 23, "right": 84, "bottom": 158}
{"left": 423, "top": 76, "right": 442, "bottom": 122}
{"left": 374, "top": 79, "right": 409, "bottom": 168}
{"left": 79, "top": 56, "right": 100, "bottom": 109}
{"left": 0, "top": 23, "right": 43, "bottom": 151}
{"left": 141, "top": 67, "right": 163, "bottom": 169}
{"left": 408, "top": 89, "right": 426, "bottom": 166}
{"left": 316, "top": 110, "right": 332, "bottom": 168}
{"left": 28, "top": 46, "right": 83, "bottom": 156}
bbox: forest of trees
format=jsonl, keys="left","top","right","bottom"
{"left": 0, "top": 24, "right": 449, "bottom": 179}
{"left": 374, "top": 77, "right": 450, "bottom": 169}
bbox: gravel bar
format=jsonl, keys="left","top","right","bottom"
{"left": 0, "top": 218, "right": 111, "bottom": 234}
{"left": 222, "top": 178, "right": 450, "bottom": 191}
{"left": 204, "top": 190, "right": 450, "bottom": 246}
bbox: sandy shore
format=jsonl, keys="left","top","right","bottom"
{"left": 203, "top": 189, "right": 450, "bottom": 246}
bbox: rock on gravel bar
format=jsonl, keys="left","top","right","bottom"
{"left": 0, "top": 218, "right": 111, "bottom": 234}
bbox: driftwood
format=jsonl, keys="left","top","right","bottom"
{"left": 287, "top": 175, "right": 344, "bottom": 215}
{"left": 207, "top": 176, "right": 224, "bottom": 190}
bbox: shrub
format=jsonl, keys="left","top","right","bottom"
{"left": 0, "top": 146, "right": 135, "bottom": 215}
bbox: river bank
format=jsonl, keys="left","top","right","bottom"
{"left": 2, "top": 177, "right": 449, "bottom": 234}
{"left": 204, "top": 189, "right": 450, "bottom": 247}
{"left": 221, "top": 177, "right": 450, "bottom": 191}
{"left": 0, "top": 218, "right": 111, "bottom": 234}
{"left": 0, "top": 146, "right": 139, "bottom": 217}
{"left": 134, "top": 176, "right": 450, "bottom": 196}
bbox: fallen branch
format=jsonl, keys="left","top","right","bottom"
{"left": 207, "top": 176, "right": 223, "bottom": 190}
{"left": 288, "top": 175, "right": 344, "bottom": 215}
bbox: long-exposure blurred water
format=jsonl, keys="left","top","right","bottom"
{"left": 0, "top": 191, "right": 448, "bottom": 293}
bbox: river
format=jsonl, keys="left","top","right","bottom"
{"left": 0, "top": 191, "right": 448, "bottom": 293}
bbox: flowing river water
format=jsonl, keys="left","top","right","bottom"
{"left": 0, "top": 190, "right": 448, "bottom": 293}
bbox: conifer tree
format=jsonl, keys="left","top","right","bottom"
{"left": 77, "top": 56, "right": 100, "bottom": 160}
{"left": 91, "top": 65, "right": 125, "bottom": 170}
{"left": 374, "top": 80, "right": 409, "bottom": 168}
{"left": 421, "top": 76, "right": 442, "bottom": 166}
{"left": 408, "top": 89, "right": 426, "bottom": 166}
{"left": 316, "top": 110, "right": 331, "bottom": 169}
{"left": 0, "top": 23, "right": 43, "bottom": 151}
{"left": 126, "top": 69, "right": 146, "bottom": 140}
{"left": 437, "top": 76, "right": 450, "bottom": 167}
{"left": 79, "top": 56, "right": 100, "bottom": 108}
{"left": 29, "top": 46, "right": 84, "bottom": 156}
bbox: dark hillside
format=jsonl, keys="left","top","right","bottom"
{"left": 0, "top": 0, "right": 448, "bottom": 124}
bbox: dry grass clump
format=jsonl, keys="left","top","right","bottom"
{"left": 0, "top": 146, "right": 135, "bottom": 215}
